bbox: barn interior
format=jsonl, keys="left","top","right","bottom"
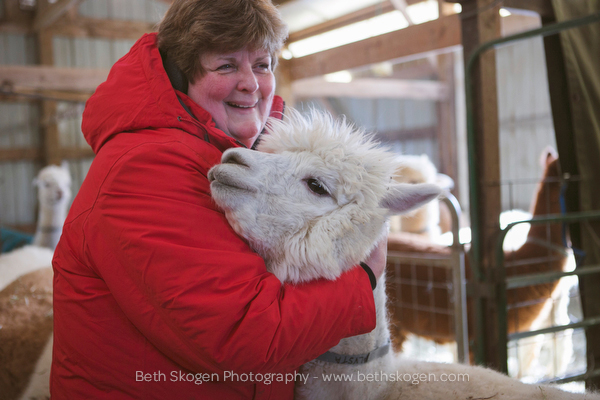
{"left": 1, "top": 0, "right": 599, "bottom": 398}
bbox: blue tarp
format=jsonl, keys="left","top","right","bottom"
{"left": 1, "top": 227, "right": 33, "bottom": 253}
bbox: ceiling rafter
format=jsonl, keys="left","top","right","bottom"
{"left": 285, "top": 14, "right": 461, "bottom": 81}
{"left": 288, "top": 0, "right": 423, "bottom": 43}
{"left": 292, "top": 77, "right": 449, "bottom": 100}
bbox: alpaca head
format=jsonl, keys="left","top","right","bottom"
{"left": 389, "top": 154, "right": 450, "bottom": 236}
{"left": 393, "top": 154, "right": 438, "bottom": 186}
{"left": 208, "top": 109, "right": 441, "bottom": 283}
{"left": 530, "top": 146, "right": 560, "bottom": 217}
{"left": 33, "top": 162, "right": 72, "bottom": 210}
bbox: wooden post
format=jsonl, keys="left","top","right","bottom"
{"left": 275, "top": 59, "right": 296, "bottom": 109}
{"left": 37, "top": 28, "right": 62, "bottom": 166}
{"left": 455, "top": 0, "right": 502, "bottom": 368}
{"left": 436, "top": 52, "right": 458, "bottom": 195}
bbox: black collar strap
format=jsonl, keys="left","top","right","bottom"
{"left": 316, "top": 339, "right": 391, "bottom": 365}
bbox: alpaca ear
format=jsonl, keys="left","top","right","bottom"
{"left": 61, "top": 160, "right": 69, "bottom": 171}
{"left": 381, "top": 183, "right": 441, "bottom": 215}
{"left": 540, "top": 146, "right": 558, "bottom": 167}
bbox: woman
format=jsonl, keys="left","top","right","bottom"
{"left": 51, "top": 0, "right": 386, "bottom": 398}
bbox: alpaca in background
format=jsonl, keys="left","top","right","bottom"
{"left": 389, "top": 154, "right": 454, "bottom": 240}
{"left": 32, "top": 162, "right": 72, "bottom": 250}
{"left": 0, "top": 162, "right": 71, "bottom": 400}
{"left": 387, "top": 149, "right": 571, "bottom": 378}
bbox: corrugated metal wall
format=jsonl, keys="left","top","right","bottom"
{"left": 53, "top": 0, "right": 168, "bottom": 197}
{"left": 338, "top": 98, "right": 438, "bottom": 160}
{"left": 0, "top": 33, "right": 39, "bottom": 227}
{"left": 0, "top": 0, "right": 169, "bottom": 230}
{"left": 0, "top": 3, "right": 556, "bottom": 229}
{"left": 296, "top": 97, "right": 439, "bottom": 166}
{"left": 52, "top": 35, "right": 138, "bottom": 195}
{"left": 78, "top": 0, "right": 169, "bottom": 22}
{"left": 496, "top": 36, "right": 556, "bottom": 212}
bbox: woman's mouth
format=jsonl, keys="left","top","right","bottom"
{"left": 226, "top": 102, "right": 257, "bottom": 109}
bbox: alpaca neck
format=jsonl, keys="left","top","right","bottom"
{"left": 327, "top": 274, "right": 390, "bottom": 357}
{"left": 528, "top": 181, "right": 562, "bottom": 244}
{"left": 33, "top": 204, "right": 67, "bottom": 249}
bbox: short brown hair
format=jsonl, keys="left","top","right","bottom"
{"left": 157, "top": 0, "right": 288, "bottom": 83}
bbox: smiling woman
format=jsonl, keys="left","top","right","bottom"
{"left": 51, "top": 1, "right": 387, "bottom": 399}
{"left": 188, "top": 48, "right": 276, "bottom": 147}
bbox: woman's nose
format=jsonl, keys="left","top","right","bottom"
{"left": 237, "top": 66, "right": 259, "bottom": 93}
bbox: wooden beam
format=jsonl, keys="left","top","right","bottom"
{"left": 287, "top": 14, "right": 461, "bottom": 81}
{"left": 0, "top": 88, "right": 90, "bottom": 103}
{"left": 459, "top": 0, "right": 502, "bottom": 368}
{"left": 0, "top": 146, "right": 94, "bottom": 162}
{"left": 287, "top": 0, "right": 424, "bottom": 43}
{"left": 33, "top": 0, "right": 81, "bottom": 31}
{"left": 291, "top": 77, "right": 449, "bottom": 101}
{"left": 38, "top": 27, "right": 61, "bottom": 166}
{"left": 48, "top": 14, "right": 157, "bottom": 40}
{"left": 0, "top": 65, "right": 109, "bottom": 93}
{"left": 59, "top": 146, "right": 95, "bottom": 159}
{"left": 436, "top": 53, "right": 458, "bottom": 192}
{"left": 0, "top": 148, "right": 41, "bottom": 162}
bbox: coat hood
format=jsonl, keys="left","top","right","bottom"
{"left": 82, "top": 33, "right": 284, "bottom": 154}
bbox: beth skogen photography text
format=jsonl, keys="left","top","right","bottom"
{"left": 137, "top": 370, "right": 470, "bottom": 386}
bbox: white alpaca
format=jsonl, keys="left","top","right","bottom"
{"left": 32, "top": 162, "right": 72, "bottom": 250}
{"left": 389, "top": 154, "right": 453, "bottom": 240}
{"left": 0, "top": 163, "right": 70, "bottom": 400}
{"left": 209, "top": 109, "right": 598, "bottom": 400}
{"left": 0, "top": 164, "right": 69, "bottom": 290}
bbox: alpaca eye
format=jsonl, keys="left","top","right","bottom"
{"left": 305, "top": 178, "right": 329, "bottom": 196}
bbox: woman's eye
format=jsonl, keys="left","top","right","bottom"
{"left": 217, "top": 64, "right": 235, "bottom": 71}
{"left": 255, "top": 63, "right": 270, "bottom": 72}
{"left": 305, "top": 178, "right": 329, "bottom": 196}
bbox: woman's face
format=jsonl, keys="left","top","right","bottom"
{"left": 188, "top": 47, "right": 275, "bottom": 148}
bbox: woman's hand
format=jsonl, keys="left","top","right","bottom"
{"left": 363, "top": 235, "right": 388, "bottom": 283}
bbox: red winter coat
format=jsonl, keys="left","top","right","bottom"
{"left": 51, "top": 33, "right": 376, "bottom": 399}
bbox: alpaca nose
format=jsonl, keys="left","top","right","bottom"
{"left": 221, "top": 149, "right": 253, "bottom": 169}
